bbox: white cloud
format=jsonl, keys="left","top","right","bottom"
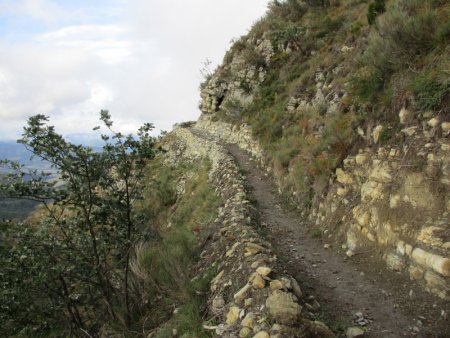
{"left": 0, "top": 0, "right": 69, "bottom": 24}
{"left": 21, "top": 0, "right": 65, "bottom": 23}
{"left": 0, "top": 0, "right": 269, "bottom": 141}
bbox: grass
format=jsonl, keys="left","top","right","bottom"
{"left": 133, "top": 157, "right": 222, "bottom": 335}
{"left": 154, "top": 264, "right": 218, "bottom": 338}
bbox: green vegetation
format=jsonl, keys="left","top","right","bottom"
{"left": 351, "top": 0, "right": 450, "bottom": 114}
{"left": 135, "top": 157, "right": 221, "bottom": 337}
{"left": 367, "top": 0, "right": 385, "bottom": 25}
{"left": 409, "top": 72, "right": 450, "bottom": 111}
{"left": 0, "top": 114, "right": 222, "bottom": 337}
{"left": 0, "top": 112, "right": 158, "bottom": 336}
{"left": 202, "top": 0, "right": 449, "bottom": 211}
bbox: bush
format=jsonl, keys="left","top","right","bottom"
{"left": 410, "top": 73, "right": 450, "bottom": 111}
{"left": 268, "top": 0, "right": 308, "bottom": 22}
{"left": 367, "top": 0, "right": 385, "bottom": 25}
{"left": 242, "top": 47, "right": 267, "bottom": 69}
{"left": 362, "top": 0, "right": 444, "bottom": 76}
{"left": 349, "top": 68, "right": 384, "bottom": 103}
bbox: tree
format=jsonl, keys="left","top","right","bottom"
{"left": 0, "top": 111, "right": 159, "bottom": 336}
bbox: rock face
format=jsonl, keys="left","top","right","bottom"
{"left": 199, "top": 37, "right": 272, "bottom": 116}
{"left": 163, "top": 125, "right": 332, "bottom": 337}
{"left": 194, "top": 114, "right": 450, "bottom": 300}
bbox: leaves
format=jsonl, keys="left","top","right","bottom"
{"left": 0, "top": 112, "right": 160, "bottom": 335}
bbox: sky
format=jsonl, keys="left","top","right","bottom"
{"left": 0, "top": 0, "right": 268, "bottom": 142}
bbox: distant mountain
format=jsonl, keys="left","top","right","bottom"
{"left": 0, "top": 141, "right": 54, "bottom": 173}
{"left": 0, "top": 142, "right": 48, "bottom": 220}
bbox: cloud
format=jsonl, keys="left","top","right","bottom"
{"left": 0, "top": 0, "right": 68, "bottom": 24}
{"left": 0, "top": 0, "right": 269, "bottom": 141}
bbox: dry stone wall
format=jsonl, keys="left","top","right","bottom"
{"left": 164, "top": 126, "right": 335, "bottom": 338}
{"left": 193, "top": 114, "right": 450, "bottom": 300}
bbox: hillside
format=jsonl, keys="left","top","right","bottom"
{"left": 193, "top": 0, "right": 450, "bottom": 336}
{"left": 1, "top": 0, "right": 449, "bottom": 337}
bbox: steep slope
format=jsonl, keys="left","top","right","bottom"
{"left": 197, "top": 0, "right": 449, "bottom": 299}
{"left": 191, "top": 0, "right": 450, "bottom": 335}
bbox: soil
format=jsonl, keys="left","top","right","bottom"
{"left": 225, "top": 143, "right": 450, "bottom": 338}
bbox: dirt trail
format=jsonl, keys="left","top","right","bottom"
{"left": 224, "top": 143, "right": 450, "bottom": 338}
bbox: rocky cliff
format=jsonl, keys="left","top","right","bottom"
{"left": 194, "top": 0, "right": 450, "bottom": 303}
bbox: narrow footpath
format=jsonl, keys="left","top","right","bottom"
{"left": 225, "top": 143, "right": 450, "bottom": 338}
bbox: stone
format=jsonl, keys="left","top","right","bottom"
{"left": 270, "top": 280, "right": 283, "bottom": 290}
{"left": 411, "top": 248, "right": 450, "bottom": 277}
{"left": 442, "top": 122, "right": 450, "bottom": 133}
{"left": 399, "top": 107, "right": 412, "bottom": 125}
{"left": 245, "top": 242, "right": 265, "bottom": 256}
{"left": 385, "top": 253, "right": 405, "bottom": 271}
{"left": 344, "top": 157, "right": 356, "bottom": 167}
{"left": 235, "top": 283, "right": 252, "bottom": 303}
{"left": 355, "top": 153, "right": 369, "bottom": 165}
{"left": 401, "top": 126, "right": 417, "bottom": 136}
{"left": 256, "top": 266, "right": 272, "bottom": 277}
{"left": 369, "top": 162, "right": 392, "bottom": 183}
{"left": 251, "top": 261, "right": 260, "bottom": 269}
{"left": 244, "top": 298, "right": 253, "bottom": 308}
{"left": 226, "top": 306, "right": 241, "bottom": 325}
{"left": 346, "top": 326, "right": 365, "bottom": 337}
{"left": 403, "top": 173, "right": 435, "bottom": 209}
{"left": 291, "top": 278, "right": 303, "bottom": 299}
{"left": 307, "top": 320, "right": 335, "bottom": 337}
{"left": 211, "top": 270, "right": 224, "bottom": 291}
{"left": 239, "top": 327, "right": 252, "bottom": 338}
{"left": 226, "top": 242, "right": 241, "bottom": 257}
{"left": 417, "top": 226, "right": 445, "bottom": 247}
{"left": 212, "top": 296, "right": 225, "bottom": 313}
{"left": 252, "top": 332, "right": 269, "bottom": 338}
{"left": 424, "top": 271, "right": 448, "bottom": 299}
{"left": 346, "top": 250, "right": 355, "bottom": 257}
{"left": 390, "top": 194, "right": 401, "bottom": 208}
{"left": 336, "top": 168, "right": 353, "bottom": 185}
{"left": 242, "top": 312, "right": 256, "bottom": 328}
{"left": 361, "top": 181, "right": 383, "bottom": 202}
{"left": 250, "top": 273, "right": 266, "bottom": 289}
{"left": 353, "top": 206, "right": 370, "bottom": 226}
{"left": 428, "top": 117, "right": 439, "bottom": 128}
{"left": 266, "top": 290, "right": 301, "bottom": 324}
{"left": 366, "top": 232, "right": 376, "bottom": 242}
{"left": 372, "top": 125, "right": 383, "bottom": 144}
{"left": 337, "top": 187, "right": 348, "bottom": 196}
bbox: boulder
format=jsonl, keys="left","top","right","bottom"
{"left": 399, "top": 107, "right": 412, "bottom": 125}
{"left": 346, "top": 326, "right": 365, "bottom": 337}
{"left": 266, "top": 290, "right": 301, "bottom": 324}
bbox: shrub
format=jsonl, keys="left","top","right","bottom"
{"left": 362, "top": 0, "right": 444, "bottom": 77}
{"left": 410, "top": 73, "right": 450, "bottom": 111}
{"left": 268, "top": 0, "right": 308, "bottom": 22}
{"left": 270, "top": 23, "right": 306, "bottom": 52}
{"left": 349, "top": 68, "right": 384, "bottom": 103}
{"left": 367, "top": 0, "right": 385, "bottom": 25}
{"left": 242, "top": 47, "right": 267, "bottom": 69}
